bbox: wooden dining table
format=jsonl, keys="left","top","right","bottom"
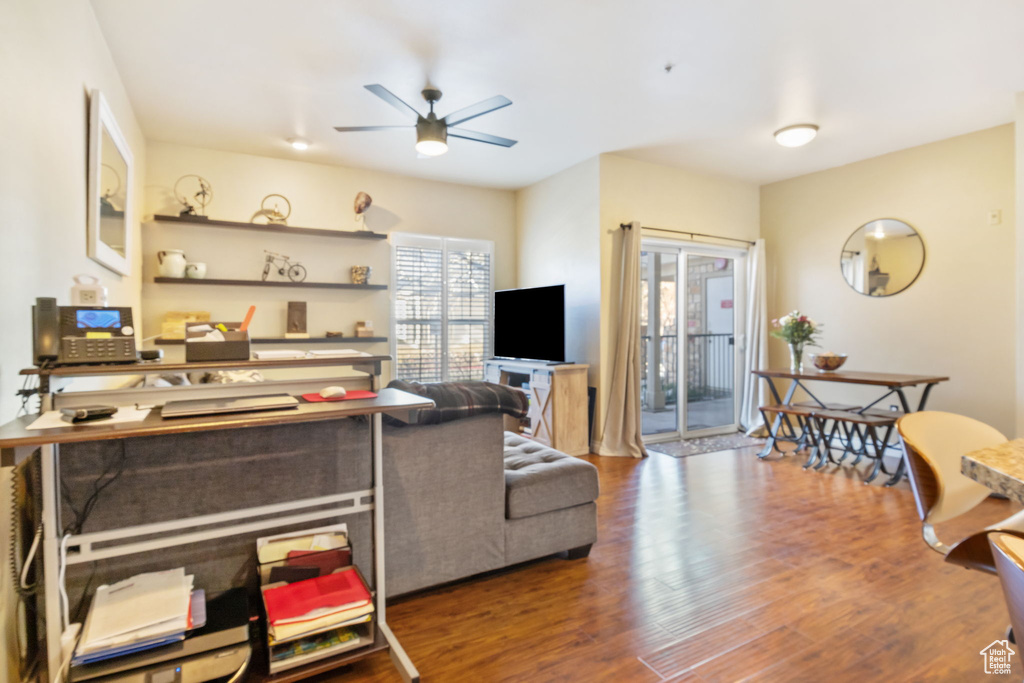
{"left": 752, "top": 368, "right": 950, "bottom": 467}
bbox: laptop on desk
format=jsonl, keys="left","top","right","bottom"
{"left": 161, "top": 394, "right": 299, "bottom": 418}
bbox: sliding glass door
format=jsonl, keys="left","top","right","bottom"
{"left": 641, "top": 242, "right": 746, "bottom": 442}
{"left": 640, "top": 248, "right": 679, "bottom": 436}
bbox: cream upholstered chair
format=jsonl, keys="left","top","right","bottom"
{"left": 989, "top": 533, "right": 1024, "bottom": 642}
{"left": 897, "top": 411, "right": 1024, "bottom": 573}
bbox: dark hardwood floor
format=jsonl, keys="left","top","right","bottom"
{"left": 328, "top": 447, "right": 1021, "bottom": 681}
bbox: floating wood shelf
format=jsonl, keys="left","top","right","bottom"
{"left": 20, "top": 355, "right": 391, "bottom": 378}
{"left": 153, "top": 277, "right": 387, "bottom": 290}
{"left": 152, "top": 214, "right": 388, "bottom": 240}
{"left": 154, "top": 337, "right": 388, "bottom": 345}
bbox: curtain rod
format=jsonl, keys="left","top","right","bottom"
{"left": 620, "top": 223, "right": 756, "bottom": 247}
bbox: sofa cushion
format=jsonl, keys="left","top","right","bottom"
{"left": 504, "top": 432, "right": 599, "bottom": 519}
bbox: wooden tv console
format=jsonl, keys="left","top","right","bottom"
{"left": 483, "top": 359, "right": 590, "bottom": 456}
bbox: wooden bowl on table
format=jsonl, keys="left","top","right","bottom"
{"left": 810, "top": 353, "right": 847, "bottom": 372}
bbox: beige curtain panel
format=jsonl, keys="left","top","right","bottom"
{"left": 741, "top": 238, "right": 769, "bottom": 434}
{"left": 594, "top": 221, "right": 647, "bottom": 458}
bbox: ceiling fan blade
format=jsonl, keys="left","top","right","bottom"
{"left": 334, "top": 125, "right": 412, "bottom": 132}
{"left": 443, "top": 95, "right": 512, "bottom": 127}
{"left": 364, "top": 84, "right": 422, "bottom": 118}
{"left": 448, "top": 128, "right": 518, "bottom": 148}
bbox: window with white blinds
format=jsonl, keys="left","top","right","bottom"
{"left": 391, "top": 234, "right": 494, "bottom": 382}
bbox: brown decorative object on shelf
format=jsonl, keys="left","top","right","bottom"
{"left": 355, "top": 321, "right": 374, "bottom": 338}
{"left": 354, "top": 191, "right": 372, "bottom": 231}
{"left": 350, "top": 266, "right": 371, "bottom": 285}
{"left": 286, "top": 302, "right": 308, "bottom": 338}
{"left": 325, "top": 331, "right": 345, "bottom": 338}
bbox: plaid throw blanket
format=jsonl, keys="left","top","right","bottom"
{"left": 386, "top": 380, "right": 529, "bottom": 425}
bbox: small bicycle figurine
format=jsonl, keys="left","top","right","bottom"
{"left": 261, "top": 250, "right": 307, "bottom": 282}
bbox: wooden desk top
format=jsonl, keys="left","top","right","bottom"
{"left": 962, "top": 439, "right": 1024, "bottom": 505}
{"left": 752, "top": 369, "right": 949, "bottom": 387}
{"left": 20, "top": 355, "right": 391, "bottom": 378}
{"left": 0, "top": 388, "right": 433, "bottom": 449}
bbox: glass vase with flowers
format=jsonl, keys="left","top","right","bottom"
{"left": 770, "top": 311, "right": 821, "bottom": 373}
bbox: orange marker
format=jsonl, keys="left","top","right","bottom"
{"left": 239, "top": 305, "right": 256, "bottom": 332}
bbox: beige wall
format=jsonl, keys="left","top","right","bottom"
{"left": 143, "top": 142, "right": 517, "bottom": 378}
{"left": 1016, "top": 95, "right": 1024, "bottom": 437}
{"left": 597, "top": 154, "right": 761, "bottom": 447}
{"left": 0, "top": 0, "right": 146, "bottom": 678}
{"left": 761, "top": 125, "right": 1016, "bottom": 435}
{"left": 515, "top": 157, "right": 601, "bottom": 384}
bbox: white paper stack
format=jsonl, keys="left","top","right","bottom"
{"left": 305, "top": 349, "right": 370, "bottom": 359}
{"left": 73, "top": 568, "right": 195, "bottom": 665}
{"left": 253, "top": 350, "right": 307, "bottom": 360}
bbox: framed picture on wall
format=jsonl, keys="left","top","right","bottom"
{"left": 87, "top": 89, "right": 134, "bottom": 276}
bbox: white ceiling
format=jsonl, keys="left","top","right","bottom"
{"left": 91, "top": 0, "right": 1024, "bottom": 190}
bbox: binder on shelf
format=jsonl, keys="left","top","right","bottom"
{"left": 256, "top": 524, "right": 349, "bottom": 584}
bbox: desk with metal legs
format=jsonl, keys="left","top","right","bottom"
{"left": 0, "top": 358, "right": 431, "bottom": 683}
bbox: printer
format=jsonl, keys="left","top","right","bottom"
{"left": 69, "top": 589, "right": 252, "bottom": 683}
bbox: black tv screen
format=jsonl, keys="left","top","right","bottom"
{"left": 494, "top": 285, "right": 566, "bottom": 362}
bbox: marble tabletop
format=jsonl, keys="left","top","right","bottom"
{"left": 962, "top": 438, "right": 1024, "bottom": 505}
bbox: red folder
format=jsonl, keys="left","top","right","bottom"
{"left": 263, "top": 567, "right": 371, "bottom": 624}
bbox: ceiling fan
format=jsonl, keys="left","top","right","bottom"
{"left": 334, "top": 84, "right": 517, "bottom": 157}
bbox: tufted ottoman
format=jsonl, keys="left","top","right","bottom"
{"left": 503, "top": 432, "right": 599, "bottom": 564}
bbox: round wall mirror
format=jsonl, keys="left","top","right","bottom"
{"left": 840, "top": 219, "right": 925, "bottom": 297}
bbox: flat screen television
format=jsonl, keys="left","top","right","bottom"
{"left": 493, "top": 285, "right": 565, "bottom": 363}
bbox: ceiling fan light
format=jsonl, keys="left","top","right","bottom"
{"left": 774, "top": 124, "right": 818, "bottom": 148}
{"left": 415, "top": 116, "right": 448, "bottom": 156}
{"left": 288, "top": 137, "right": 310, "bottom": 150}
{"left": 415, "top": 139, "right": 448, "bottom": 156}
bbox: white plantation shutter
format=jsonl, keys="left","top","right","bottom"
{"left": 391, "top": 234, "right": 494, "bottom": 382}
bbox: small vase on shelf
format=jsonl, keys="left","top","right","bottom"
{"left": 789, "top": 342, "right": 804, "bottom": 373}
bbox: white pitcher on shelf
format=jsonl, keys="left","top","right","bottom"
{"left": 157, "top": 249, "right": 187, "bottom": 278}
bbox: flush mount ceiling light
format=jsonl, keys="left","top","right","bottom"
{"left": 870, "top": 222, "right": 886, "bottom": 239}
{"left": 773, "top": 124, "right": 819, "bottom": 148}
{"left": 288, "top": 137, "right": 310, "bottom": 151}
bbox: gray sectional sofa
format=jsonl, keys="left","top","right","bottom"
{"left": 382, "top": 413, "right": 599, "bottom": 597}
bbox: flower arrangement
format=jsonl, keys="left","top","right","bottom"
{"left": 770, "top": 310, "right": 821, "bottom": 371}
{"left": 770, "top": 311, "right": 820, "bottom": 345}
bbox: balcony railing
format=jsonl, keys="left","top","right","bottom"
{"left": 641, "top": 332, "right": 733, "bottom": 408}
